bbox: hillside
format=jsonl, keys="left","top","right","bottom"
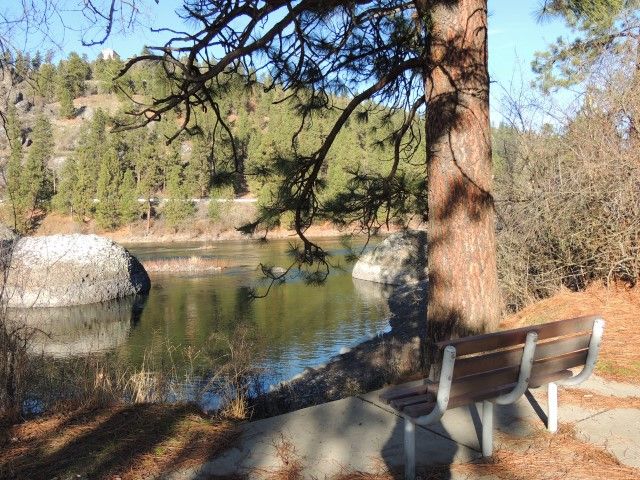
{"left": 0, "top": 52, "right": 426, "bottom": 239}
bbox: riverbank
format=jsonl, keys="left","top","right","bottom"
{"left": 33, "top": 211, "right": 410, "bottom": 245}
{"left": 252, "top": 282, "right": 426, "bottom": 417}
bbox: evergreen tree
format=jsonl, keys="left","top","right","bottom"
{"left": 36, "top": 62, "right": 57, "bottom": 101}
{"left": 119, "top": 169, "right": 139, "bottom": 223}
{"left": 31, "top": 51, "right": 42, "bottom": 71}
{"left": 71, "top": 109, "right": 109, "bottom": 219}
{"left": 95, "top": 144, "right": 123, "bottom": 230}
{"left": 533, "top": 1, "right": 634, "bottom": 91}
{"left": 57, "top": 79, "right": 75, "bottom": 118}
{"left": 162, "top": 164, "right": 195, "bottom": 230}
{"left": 21, "top": 113, "right": 54, "bottom": 229}
{"left": 93, "top": 55, "right": 126, "bottom": 94}
{"left": 5, "top": 105, "right": 25, "bottom": 230}
{"left": 14, "top": 51, "right": 29, "bottom": 80}
{"left": 135, "top": 132, "right": 161, "bottom": 234}
{"left": 58, "top": 52, "right": 91, "bottom": 96}
{"left": 185, "top": 134, "right": 212, "bottom": 197}
{"left": 52, "top": 156, "right": 78, "bottom": 216}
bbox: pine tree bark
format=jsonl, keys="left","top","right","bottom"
{"left": 418, "top": 0, "right": 501, "bottom": 344}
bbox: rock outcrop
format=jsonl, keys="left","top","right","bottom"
{"left": 3, "top": 234, "right": 150, "bottom": 308}
{"left": 351, "top": 230, "right": 427, "bottom": 285}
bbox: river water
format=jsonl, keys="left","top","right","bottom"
{"left": 24, "top": 237, "right": 391, "bottom": 390}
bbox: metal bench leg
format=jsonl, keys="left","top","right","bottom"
{"left": 482, "top": 400, "right": 493, "bottom": 457}
{"left": 404, "top": 417, "right": 416, "bottom": 480}
{"left": 548, "top": 382, "right": 558, "bottom": 433}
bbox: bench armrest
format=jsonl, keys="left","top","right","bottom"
{"left": 412, "top": 345, "right": 456, "bottom": 426}
{"left": 494, "top": 331, "right": 538, "bottom": 405}
{"left": 560, "top": 317, "right": 605, "bottom": 386}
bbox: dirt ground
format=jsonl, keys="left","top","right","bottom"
{"left": 502, "top": 282, "right": 640, "bottom": 383}
{"left": 0, "top": 403, "right": 238, "bottom": 480}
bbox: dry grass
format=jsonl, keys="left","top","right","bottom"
{"left": 329, "top": 424, "right": 640, "bottom": 480}
{"left": 222, "top": 395, "right": 250, "bottom": 421}
{"left": 452, "top": 424, "right": 640, "bottom": 480}
{"left": 142, "top": 256, "right": 230, "bottom": 274}
{"left": 501, "top": 282, "right": 640, "bottom": 383}
{"left": 0, "top": 403, "right": 239, "bottom": 480}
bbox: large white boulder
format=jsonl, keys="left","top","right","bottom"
{"left": 2, "top": 234, "right": 150, "bottom": 308}
{"left": 352, "top": 230, "right": 427, "bottom": 285}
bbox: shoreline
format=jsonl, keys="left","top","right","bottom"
{"left": 251, "top": 282, "right": 427, "bottom": 418}
{"left": 31, "top": 212, "right": 420, "bottom": 245}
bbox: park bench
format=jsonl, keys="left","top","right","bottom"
{"left": 379, "top": 314, "right": 605, "bottom": 480}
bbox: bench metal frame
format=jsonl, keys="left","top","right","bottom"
{"left": 402, "top": 317, "right": 605, "bottom": 480}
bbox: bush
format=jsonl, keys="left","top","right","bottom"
{"left": 495, "top": 77, "right": 640, "bottom": 311}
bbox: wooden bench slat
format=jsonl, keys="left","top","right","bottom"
{"left": 380, "top": 348, "right": 588, "bottom": 405}
{"left": 529, "top": 368, "right": 574, "bottom": 388}
{"left": 390, "top": 393, "right": 434, "bottom": 410}
{"left": 436, "top": 315, "right": 598, "bottom": 356}
{"left": 387, "top": 368, "right": 575, "bottom": 416}
{"left": 402, "top": 369, "right": 575, "bottom": 419}
{"left": 452, "top": 333, "right": 592, "bottom": 379}
{"left": 449, "top": 349, "right": 588, "bottom": 398}
{"left": 403, "top": 382, "right": 518, "bottom": 418}
{"left": 379, "top": 381, "right": 434, "bottom": 404}
{"left": 530, "top": 349, "right": 588, "bottom": 381}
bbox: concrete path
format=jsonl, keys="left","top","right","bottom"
{"left": 170, "top": 376, "right": 639, "bottom": 479}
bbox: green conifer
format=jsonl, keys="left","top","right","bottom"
{"left": 163, "top": 164, "right": 195, "bottom": 230}
{"left": 21, "top": 114, "right": 54, "bottom": 229}
{"left": 57, "top": 80, "right": 75, "bottom": 118}
{"left": 95, "top": 144, "right": 123, "bottom": 230}
{"left": 5, "top": 105, "right": 25, "bottom": 230}
{"left": 119, "top": 169, "right": 139, "bottom": 223}
{"left": 52, "top": 156, "right": 78, "bottom": 216}
{"left": 185, "top": 135, "right": 212, "bottom": 197}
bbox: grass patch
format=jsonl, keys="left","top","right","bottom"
{"left": 142, "top": 256, "right": 230, "bottom": 274}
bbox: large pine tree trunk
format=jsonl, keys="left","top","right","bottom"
{"left": 419, "top": 0, "right": 501, "bottom": 346}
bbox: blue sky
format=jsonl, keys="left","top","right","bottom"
{"left": 8, "top": 0, "right": 575, "bottom": 123}
{"left": 487, "top": 1, "right": 573, "bottom": 123}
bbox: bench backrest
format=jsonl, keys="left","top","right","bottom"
{"left": 435, "top": 314, "right": 601, "bottom": 398}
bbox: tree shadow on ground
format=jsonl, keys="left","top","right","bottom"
{"left": 0, "top": 403, "right": 238, "bottom": 480}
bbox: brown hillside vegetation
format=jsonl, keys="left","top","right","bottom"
{"left": 501, "top": 282, "right": 640, "bottom": 383}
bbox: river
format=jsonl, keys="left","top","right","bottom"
{"left": 24, "top": 237, "right": 391, "bottom": 392}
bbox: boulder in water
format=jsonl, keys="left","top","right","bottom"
{"left": 3, "top": 234, "right": 150, "bottom": 308}
{"left": 352, "top": 230, "right": 427, "bottom": 285}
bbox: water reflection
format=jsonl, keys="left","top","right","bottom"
{"left": 8, "top": 296, "right": 146, "bottom": 356}
{"left": 352, "top": 277, "right": 394, "bottom": 303}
